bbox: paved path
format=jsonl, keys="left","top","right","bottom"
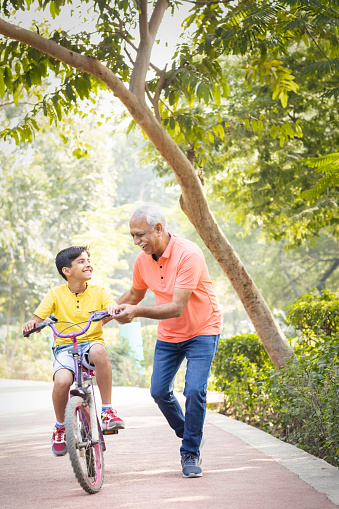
{"left": 1, "top": 380, "right": 339, "bottom": 508}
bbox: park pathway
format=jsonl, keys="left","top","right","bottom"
{"left": 1, "top": 379, "right": 339, "bottom": 508}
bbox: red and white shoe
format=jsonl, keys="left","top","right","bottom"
{"left": 51, "top": 425, "right": 67, "bottom": 456}
{"left": 101, "top": 408, "right": 125, "bottom": 431}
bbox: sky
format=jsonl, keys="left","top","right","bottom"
{"left": 11, "top": 1, "right": 192, "bottom": 68}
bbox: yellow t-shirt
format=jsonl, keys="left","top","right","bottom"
{"left": 34, "top": 283, "right": 116, "bottom": 346}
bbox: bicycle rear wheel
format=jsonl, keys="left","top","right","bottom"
{"left": 65, "top": 396, "right": 104, "bottom": 494}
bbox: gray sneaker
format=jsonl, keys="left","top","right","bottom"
{"left": 181, "top": 453, "right": 202, "bottom": 478}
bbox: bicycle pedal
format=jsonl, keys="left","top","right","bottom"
{"left": 102, "top": 429, "right": 119, "bottom": 435}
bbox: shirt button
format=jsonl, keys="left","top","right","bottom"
{"left": 160, "top": 266, "right": 162, "bottom": 268}
{"left": 77, "top": 306, "right": 79, "bottom": 308}
{"left": 161, "top": 277, "right": 163, "bottom": 279}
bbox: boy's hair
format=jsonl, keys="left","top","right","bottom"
{"left": 55, "top": 246, "right": 90, "bottom": 281}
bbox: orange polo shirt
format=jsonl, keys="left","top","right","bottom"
{"left": 133, "top": 234, "right": 222, "bottom": 342}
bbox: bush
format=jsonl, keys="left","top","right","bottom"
{"left": 286, "top": 289, "right": 339, "bottom": 339}
{"left": 270, "top": 336, "right": 339, "bottom": 466}
{"left": 0, "top": 326, "right": 53, "bottom": 381}
{"left": 211, "top": 291, "right": 339, "bottom": 466}
{"left": 211, "top": 334, "right": 274, "bottom": 427}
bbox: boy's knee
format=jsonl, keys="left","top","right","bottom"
{"left": 54, "top": 369, "right": 73, "bottom": 390}
{"left": 88, "top": 344, "right": 108, "bottom": 365}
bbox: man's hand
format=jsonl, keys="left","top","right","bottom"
{"left": 112, "top": 304, "right": 137, "bottom": 324}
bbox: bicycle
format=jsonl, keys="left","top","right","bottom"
{"left": 23, "top": 310, "right": 115, "bottom": 494}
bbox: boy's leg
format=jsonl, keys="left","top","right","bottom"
{"left": 52, "top": 368, "right": 73, "bottom": 422}
{"left": 87, "top": 343, "right": 112, "bottom": 403}
{"left": 87, "top": 343, "right": 125, "bottom": 430}
{"left": 51, "top": 367, "right": 73, "bottom": 457}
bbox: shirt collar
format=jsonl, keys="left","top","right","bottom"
{"left": 159, "top": 232, "right": 175, "bottom": 260}
{"left": 67, "top": 282, "right": 88, "bottom": 295}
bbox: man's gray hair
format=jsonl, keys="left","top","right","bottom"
{"left": 131, "top": 204, "right": 167, "bottom": 231}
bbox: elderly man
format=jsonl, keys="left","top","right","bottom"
{"left": 113, "top": 204, "right": 221, "bottom": 478}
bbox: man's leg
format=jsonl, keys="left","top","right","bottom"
{"left": 151, "top": 339, "right": 186, "bottom": 438}
{"left": 180, "top": 334, "right": 220, "bottom": 457}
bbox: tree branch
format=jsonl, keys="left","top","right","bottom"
{"left": 139, "top": 0, "right": 149, "bottom": 44}
{"left": 149, "top": 0, "right": 168, "bottom": 42}
{"left": 316, "top": 258, "right": 339, "bottom": 292}
{"left": 304, "top": 25, "right": 330, "bottom": 62}
{"left": 130, "top": 0, "right": 168, "bottom": 101}
{"left": 152, "top": 65, "right": 167, "bottom": 120}
{"left": 0, "top": 17, "right": 138, "bottom": 112}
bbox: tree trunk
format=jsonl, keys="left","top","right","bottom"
{"left": 0, "top": 16, "right": 293, "bottom": 367}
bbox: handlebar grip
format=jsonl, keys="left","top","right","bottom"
{"left": 23, "top": 315, "right": 58, "bottom": 337}
{"left": 23, "top": 322, "right": 46, "bottom": 337}
{"left": 91, "top": 311, "right": 111, "bottom": 322}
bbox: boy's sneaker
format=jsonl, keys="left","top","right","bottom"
{"left": 181, "top": 453, "right": 202, "bottom": 478}
{"left": 101, "top": 408, "right": 125, "bottom": 431}
{"left": 51, "top": 425, "right": 67, "bottom": 457}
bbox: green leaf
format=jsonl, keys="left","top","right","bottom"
{"left": 258, "top": 120, "right": 263, "bottom": 139}
{"left": 214, "top": 85, "right": 221, "bottom": 106}
{"left": 0, "top": 70, "right": 5, "bottom": 99}
{"left": 65, "top": 82, "right": 76, "bottom": 102}
{"left": 169, "top": 116, "right": 176, "bottom": 130}
{"left": 126, "top": 119, "right": 136, "bottom": 135}
{"left": 251, "top": 118, "right": 258, "bottom": 133}
{"left": 50, "top": 1, "right": 56, "bottom": 19}
{"left": 25, "top": 71, "right": 31, "bottom": 88}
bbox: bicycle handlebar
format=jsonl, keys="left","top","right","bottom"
{"left": 23, "top": 310, "right": 111, "bottom": 338}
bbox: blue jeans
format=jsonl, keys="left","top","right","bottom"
{"left": 150, "top": 334, "right": 219, "bottom": 457}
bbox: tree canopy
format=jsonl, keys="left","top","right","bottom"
{"left": 1, "top": 0, "right": 338, "bottom": 366}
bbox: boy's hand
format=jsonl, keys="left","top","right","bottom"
{"left": 106, "top": 304, "right": 121, "bottom": 317}
{"left": 23, "top": 319, "right": 40, "bottom": 335}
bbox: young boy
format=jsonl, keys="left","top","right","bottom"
{"left": 23, "top": 246, "right": 125, "bottom": 457}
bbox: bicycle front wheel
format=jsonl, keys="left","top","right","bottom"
{"left": 65, "top": 396, "right": 104, "bottom": 494}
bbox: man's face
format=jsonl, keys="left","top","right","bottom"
{"left": 130, "top": 216, "right": 162, "bottom": 257}
{"left": 63, "top": 251, "right": 93, "bottom": 281}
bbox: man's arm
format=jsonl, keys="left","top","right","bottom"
{"left": 117, "top": 287, "right": 147, "bottom": 305}
{"left": 113, "top": 287, "right": 193, "bottom": 324}
{"left": 105, "top": 286, "right": 147, "bottom": 322}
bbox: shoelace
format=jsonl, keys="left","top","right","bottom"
{"left": 54, "top": 428, "right": 65, "bottom": 441}
{"left": 102, "top": 409, "right": 117, "bottom": 419}
{"left": 183, "top": 454, "right": 199, "bottom": 466}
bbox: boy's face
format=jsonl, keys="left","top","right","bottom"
{"left": 62, "top": 251, "right": 93, "bottom": 281}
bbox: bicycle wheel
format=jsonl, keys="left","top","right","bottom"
{"left": 65, "top": 396, "right": 104, "bottom": 494}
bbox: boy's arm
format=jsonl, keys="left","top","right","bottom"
{"left": 23, "top": 315, "right": 44, "bottom": 334}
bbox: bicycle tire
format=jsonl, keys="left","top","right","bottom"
{"left": 65, "top": 396, "right": 104, "bottom": 494}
